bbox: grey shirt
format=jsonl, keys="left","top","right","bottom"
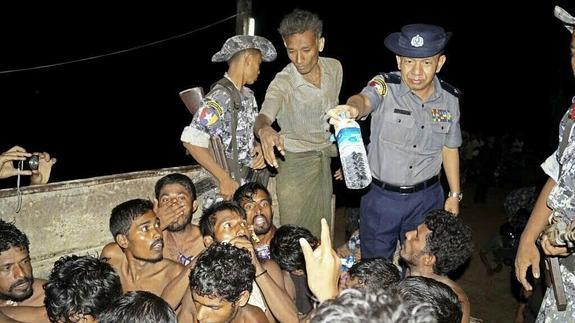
{"left": 260, "top": 57, "right": 342, "bottom": 152}
{"left": 362, "top": 72, "right": 461, "bottom": 186}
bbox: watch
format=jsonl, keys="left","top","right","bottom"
{"left": 448, "top": 191, "right": 463, "bottom": 202}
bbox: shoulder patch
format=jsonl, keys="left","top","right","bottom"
{"left": 368, "top": 75, "right": 387, "bottom": 97}
{"left": 382, "top": 73, "right": 401, "bottom": 84}
{"left": 197, "top": 98, "right": 224, "bottom": 127}
{"left": 440, "top": 80, "right": 462, "bottom": 98}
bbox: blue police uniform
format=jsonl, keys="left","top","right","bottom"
{"left": 359, "top": 24, "right": 462, "bottom": 259}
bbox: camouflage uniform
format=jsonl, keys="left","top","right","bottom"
{"left": 537, "top": 106, "right": 575, "bottom": 322}
{"left": 181, "top": 76, "right": 258, "bottom": 168}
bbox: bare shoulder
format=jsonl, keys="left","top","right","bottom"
{"left": 238, "top": 304, "right": 268, "bottom": 323}
{"left": 100, "top": 242, "right": 123, "bottom": 263}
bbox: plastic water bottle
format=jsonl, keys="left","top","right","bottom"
{"left": 335, "top": 116, "right": 372, "bottom": 189}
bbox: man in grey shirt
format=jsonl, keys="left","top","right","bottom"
{"left": 329, "top": 24, "right": 462, "bottom": 259}
{"left": 255, "top": 9, "right": 342, "bottom": 237}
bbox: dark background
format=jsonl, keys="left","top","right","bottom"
{"left": 0, "top": 0, "right": 574, "bottom": 184}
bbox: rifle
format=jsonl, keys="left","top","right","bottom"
{"left": 540, "top": 216, "right": 575, "bottom": 311}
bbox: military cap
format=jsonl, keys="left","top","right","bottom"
{"left": 384, "top": 24, "right": 452, "bottom": 58}
{"left": 555, "top": 5, "right": 575, "bottom": 34}
{"left": 211, "top": 35, "right": 277, "bottom": 63}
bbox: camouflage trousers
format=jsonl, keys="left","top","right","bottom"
{"left": 537, "top": 264, "right": 575, "bottom": 322}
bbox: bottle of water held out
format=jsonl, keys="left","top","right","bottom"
{"left": 335, "top": 116, "right": 372, "bottom": 189}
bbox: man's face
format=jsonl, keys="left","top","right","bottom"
{"left": 396, "top": 54, "right": 445, "bottom": 94}
{"left": 239, "top": 189, "right": 273, "bottom": 235}
{"left": 284, "top": 29, "right": 322, "bottom": 76}
{"left": 193, "top": 292, "right": 238, "bottom": 323}
{"left": 125, "top": 210, "right": 164, "bottom": 262}
{"left": 213, "top": 210, "right": 248, "bottom": 243}
{"left": 244, "top": 51, "right": 262, "bottom": 85}
{"left": 158, "top": 183, "right": 195, "bottom": 232}
{"left": 400, "top": 223, "right": 431, "bottom": 267}
{"left": 0, "top": 246, "right": 34, "bottom": 302}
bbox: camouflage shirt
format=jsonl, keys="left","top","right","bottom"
{"left": 181, "top": 76, "right": 258, "bottom": 167}
{"left": 542, "top": 106, "right": 575, "bottom": 221}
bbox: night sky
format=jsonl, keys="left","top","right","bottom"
{"left": 0, "top": 0, "right": 573, "bottom": 183}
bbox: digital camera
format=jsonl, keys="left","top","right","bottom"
{"left": 15, "top": 155, "right": 40, "bottom": 171}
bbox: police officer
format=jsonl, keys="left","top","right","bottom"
{"left": 180, "top": 35, "right": 276, "bottom": 200}
{"left": 515, "top": 6, "right": 575, "bottom": 320}
{"left": 328, "top": 24, "right": 462, "bottom": 259}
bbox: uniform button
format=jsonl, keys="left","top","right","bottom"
{"left": 413, "top": 145, "right": 417, "bottom": 148}
{"left": 421, "top": 104, "right": 424, "bottom": 108}
{"left": 441, "top": 126, "right": 444, "bottom": 130}
{"left": 398, "top": 119, "right": 401, "bottom": 123}
{"left": 409, "top": 166, "right": 413, "bottom": 169}
{"left": 421, "top": 125, "right": 425, "bottom": 129}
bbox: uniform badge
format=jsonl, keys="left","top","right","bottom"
{"left": 410, "top": 34, "right": 424, "bottom": 47}
{"left": 368, "top": 75, "right": 387, "bottom": 97}
{"left": 431, "top": 108, "right": 452, "bottom": 122}
{"left": 198, "top": 98, "right": 224, "bottom": 127}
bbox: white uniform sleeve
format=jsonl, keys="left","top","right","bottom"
{"left": 541, "top": 151, "right": 560, "bottom": 182}
{"left": 180, "top": 126, "right": 210, "bottom": 148}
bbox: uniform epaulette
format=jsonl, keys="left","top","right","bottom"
{"left": 381, "top": 73, "right": 401, "bottom": 84}
{"left": 440, "top": 80, "right": 462, "bottom": 98}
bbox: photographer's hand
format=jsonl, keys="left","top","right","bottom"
{"left": 0, "top": 146, "right": 32, "bottom": 179}
{"left": 30, "top": 152, "right": 56, "bottom": 185}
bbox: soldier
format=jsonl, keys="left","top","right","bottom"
{"left": 180, "top": 35, "right": 277, "bottom": 200}
{"left": 515, "top": 6, "right": 575, "bottom": 321}
{"left": 328, "top": 23, "right": 462, "bottom": 260}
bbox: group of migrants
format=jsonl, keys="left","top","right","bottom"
{"left": 2, "top": 5, "right": 574, "bottom": 323}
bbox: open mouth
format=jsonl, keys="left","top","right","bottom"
{"left": 151, "top": 239, "right": 164, "bottom": 250}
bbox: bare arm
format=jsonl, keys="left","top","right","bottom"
{"left": 442, "top": 147, "right": 461, "bottom": 215}
{"left": 254, "top": 114, "right": 285, "bottom": 168}
{"left": 515, "top": 178, "right": 556, "bottom": 291}
{"left": 257, "top": 260, "right": 298, "bottom": 323}
{"left": 176, "top": 289, "right": 196, "bottom": 323}
{"left": 183, "top": 142, "right": 238, "bottom": 200}
{"left": 161, "top": 263, "right": 191, "bottom": 310}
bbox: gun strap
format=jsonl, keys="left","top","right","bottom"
{"left": 212, "top": 77, "right": 242, "bottom": 181}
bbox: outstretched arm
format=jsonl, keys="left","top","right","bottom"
{"left": 254, "top": 115, "right": 285, "bottom": 169}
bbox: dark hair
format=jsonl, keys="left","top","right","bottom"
{"left": 278, "top": 9, "right": 323, "bottom": 38}
{"left": 270, "top": 225, "right": 318, "bottom": 272}
{"left": 109, "top": 199, "right": 154, "bottom": 239}
{"left": 311, "top": 288, "right": 434, "bottom": 323}
{"left": 348, "top": 257, "right": 400, "bottom": 292}
{"left": 154, "top": 173, "right": 197, "bottom": 200}
{"left": 0, "top": 219, "right": 29, "bottom": 254}
{"left": 44, "top": 255, "right": 122, "bottom": 323}
{"left": 190, "top": 242, "right": 254, "bottom": 303}
{"left": 199, "top": 201, "right": 246, "bottom": 238}
{"left": 394, "top": 276, "right": 462, "bottom": 323}
{"left": 98, "top": 291, "right": 176, "bottom": 323}
{"left": 233, "top": 181, "right": 271, "bottom": 204}
{"left": 424, "top": 209, "right": 473, "bottom": 275}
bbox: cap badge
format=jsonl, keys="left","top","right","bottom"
{"left": 410, "top": 34, "right": 424, "bottom": 47}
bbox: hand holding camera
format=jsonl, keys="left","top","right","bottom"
{"left": 0, "top": 145, "right": 56, "bottom": 184}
